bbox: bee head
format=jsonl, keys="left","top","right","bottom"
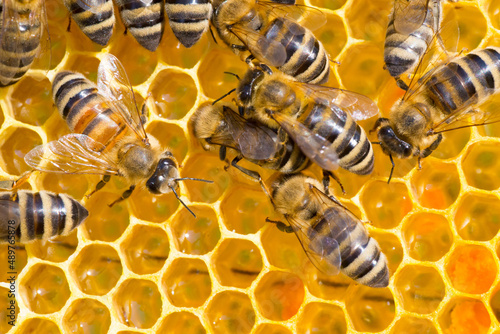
{"left": 237, "top": 67, "right": 265, "bottom": 108}
{"left": 374, "top": 118, "right": 413, "bottom": 159}
{"left": 146, "top": 152, "right": 180, "bottom": 195}
{"left": 191, "top": 103, "right": 228, "bottom": 151}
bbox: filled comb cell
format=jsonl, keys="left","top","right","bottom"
{"left": 0, "top": 190, "right": 88, "bottom": 244}
{"left": 165, "top": 0, "right": 212, "bottom": 48}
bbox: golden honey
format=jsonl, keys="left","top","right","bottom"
{"left": 1, "top": 0, "right": 500, "bottom": 333}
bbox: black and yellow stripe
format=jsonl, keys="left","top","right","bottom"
{"left": 165, "top": 0, "right": 212, "bottom": 48}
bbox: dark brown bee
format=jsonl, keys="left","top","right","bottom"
{"left": 0, "top": 190, "right": 88, "bottom": 243}
{"left": 165, "top": 0, "right": 212, "bottom": 48}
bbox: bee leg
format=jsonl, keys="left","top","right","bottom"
{"left": 0, "top": 171, "right": 33, "bottom": 190}
{"left": 230, "top": 155, "right": 271, "bottom": 198}
{"left": 266, "top": 218, "right": 294, "bottom": 233}
{"left": 219, "top": 146, "right": 227, "bottom": 161}
{"left": 322, "top": 170, "right": 346, "bottom": 196}
{"left": 387, "top": 154, "right": 395, "bottom": 184}
{"left": 86, "top": 175, "right": 111, "bottom": 199}
{"left": 421, "top": 134, "right": 442, "bottom": 158}
{"left": 395, "top": 77, "right": 409, "bottom": 91}
{"left": 67, "top": 16, "right": 72, "bottom": 32}
{"left": 108, "top": 185, "right": 136, "bottom": 207}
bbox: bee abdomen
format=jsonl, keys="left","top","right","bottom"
{"left": 116, "top": 0, "right": 164, "bottom": 51}
{"left": 165, "top": 0, "right": 212, "bottom": 48}
{"left": 64, "top": 0, "right": 115, "bottom": 45}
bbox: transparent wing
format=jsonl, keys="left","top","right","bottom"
{"left": 272, "top": 112, "right": 338, "bottom": 171}
{"left": 116, "top": 0, "right": 154, "bottom": 14}
{"left": 260, "top": 1, "right": 327, "bottom": 32}
{"left": 97, "top": 53, "right": 148, "bottom": 141}
{"left": 0, "top": 200, "right": 20, "bottom": 239}
{"left": 32, "top": 0, "right": 51, "bottom": 71}
{"left": 74, "top": 0, "right": 107, "bottom": 13}
{"left": 24, "top": 134, "right": 120, "bottom": 175}
{"left": 393, "top": 0, "right": 430, "bottom": 35}
{"left": 222, "top": 106, "right": 281, "bottom": 160}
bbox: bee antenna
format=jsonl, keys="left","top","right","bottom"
{"left": 371, "top": 141, "right": 381, "bottom": 145}
{"left": 224, "top": 71, "right": 240, "bottom": 80}
{"left": 169, "top": 185, "right": 196, "bottom": 218}
{"left": 212, "top": 88, "right": 236, "bottom": 105}
{"left": 174, "top": 177, "right": 213, "bottom": 184}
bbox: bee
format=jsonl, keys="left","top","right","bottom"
{"left": 373, "top": 47, "right": 500, "bottom": 180}
{"left": 0, "top": 190, "right": 88, "bottom": 243}
{"left": 165, "top": 0, "right": 212, "bottom": 48}
{"left": 267, "top": 173, "right": 389, "bottom": 288}
{"left": 211, "top": 0, "right": 330, "bottom": 84}
{"left": 384, "top": 0, "right": 446, "bottom": 90}
{"left": 0, "top": 0, "right": 50, "bottom": 86}
{"left": 115, "top": 0, "right": 165, "bottom": 51}
{"left": 236, "top": 66, "right": 378, "bottom": 180}
{"left": 191, "top": 101, "right": 310, "bottom": 184}
{"left": 24, "top": 54, "right": 211, "bottom": 216}
{"left": 63, "top": 0, "right": 115, "bottom": 46}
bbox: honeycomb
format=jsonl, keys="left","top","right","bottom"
{"left": 0, "top": 0, "right": 500, "bottom": 333}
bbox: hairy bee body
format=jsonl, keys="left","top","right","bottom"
{"left": 63, "top": 0, "right": 115, "bottom": 46}
{"left": 165, "top": 0, "right": 212, "bottom": 48}
{"left": 116, "top": 0, "right": 165, "bottom": 51}
{"left": 270, "top": 174, "right": 389, "bottom": 287}
{"left": 0, "top": 190, "right": 88, "bottom": 243}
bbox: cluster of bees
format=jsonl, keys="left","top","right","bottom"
{"left": 0, "top": 0, "right": 499, "bottom": 291}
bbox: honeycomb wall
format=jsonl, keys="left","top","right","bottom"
{"left": 0, "top": 0, "right": 500, "bottom": 333}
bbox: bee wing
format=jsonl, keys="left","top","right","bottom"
{"left": 97, "top": 54, "right": 148, "bottom": 142}
{"left": 32, "top": 0, "right": 52, "bottom": 71}
{"left": 74, "top": 0, "right": 107, "bottom": 13}
{"left": 24, "top": 134, "right": 120, "bottom": 175}
{"left": 393, "top": 0, "right": 430, "bottom": 35}
{"left": 260, "top": 1, "right": 327, "bottom": 32}
{"left": 0, "top": 200, "right": 21, "bottom": 239}
{"left": 222, "top": 106, "right": 281, "bottom": 160}
{"left": 116, "top": 0, "right": 154, "bottom": 12}
{"left": 272, "top": 112, "right": 339, "bottom": 171}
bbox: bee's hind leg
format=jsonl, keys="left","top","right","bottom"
{"left": 266, "top": 218, "right": 294, "bottom": 233}
{"left": 229, "top": 155, "right": 272, "bottom": 199}
{"left": 108, "top": 185, "right": 136, "bottom": 207}
{"left": 86, "top": 175, "right": 111, "bottom": 199}
{"left": 322, "top": 170, "right": 346, "bottom": 198}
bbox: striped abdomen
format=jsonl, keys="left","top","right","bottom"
{"left": 116, "top": 0, "right": 164, "bottom": 51}
{"left": 256, "top": 136, "right": 310, "bottom": 173}
{"left": 299, "top": 103, "right": 374, "bottom": 175}
{"left": 0, "top": 190, "right": 88, "bottom": 243}
{"left": 63, "top": 0, "right": 114, "bottom": 46}
{"left": 384, "top": 1, "right": 439, "bottom": 78}
{"left": 262, "top": 18, "right": 329, "bottom": 84}
{"left": 0, "top": 0, "right": 43, "bottom": 87}
{"left": 52, "top": 71, "right": 129, "bottom": 151}
{"left": 425, "top": 47, "right": 500, "bottom": 114}
{"left": 309, "top": 206, "right": 389, "bottom": 287}
{"left": 165, "top": 0, "right": 212, "bottom": 48}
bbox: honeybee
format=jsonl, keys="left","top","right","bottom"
{"left": 191, "top": 102, "right": 310, "bottom": 183}
{"left": 0, "top": 190, "right": 88, "bottom": 243}
{"left": 63, "top": 0, "right": 115, "bottom": 46}
{"left": 115, "top": 0, "right": 164, "bottom": 51}
{"left": 211, "top": 0, "right": 330, "bottom": 84}
{"left": 0, "top": 0, "right": 50, "bottom": 86}
{"left": 267, "top": 173, "right": 389, "bottom": 287}
{"left": 237, "top": 66, "right": 378, "bottom": 178}
{"left": 165, "top": 0, "right": 212, "bottom": 48}
{"left": 24, "top": 54, "right": 211, "bottom": 216}
{"left": 373, "top": 47, "right": 500, "bottom": 180}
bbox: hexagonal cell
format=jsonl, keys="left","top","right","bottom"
{"left": 11, "top": 76, "right": 53, "bottom": 126}
{"left": 65, "top": 15, "right": 106, "bottom": 53}
{"left": 83, "top": 191, "right": 130, "bottom": 241}
{"left": 304, "top": 261, "right": 352, "bottom": 301}
{"left": 198, "top": 47, "right": 250, "bottom": 100}
{"left": 338, "top": 42, "right": 390, "bottom": 99}
{"left": 0, "top": 127, "right": 43, "bottom": 175}
{"left": 254, "top": 324, "right": 292, "bottom": 334}
{"left": 411, "top": 160, "right": 461, "bottom": 210}
{"left": 221, "top": 184, "right": 273, "bottom": 234}
{"left": 488, "top": 0, "right": 500, "bottom": 29}
{"left": 490, "top": 285, "right": 500, "bottom": 322}
{"left": 446, "top": 244, "right": 497, "bottom": 294}
{"left": 19, "top": 263, "right": 70, "bottom": 314}
{"left": 14, "top": 317, "right": 61, "bottom": 334}
{"left": 327, "top": 167, "right": 372, "bottom": 199}
{"left": 171, "top": 205, "right": 220, "bottom": 255}
{"left": 254, "top": 271, "right": 304, "bottom": 321}
{"left": 129, "top": 187, "right": 180, "bottom": 224}
{"left": 297, "top": 302, "right": 346, "bottom": 334}
{"left": 26, "top": 232, "right": 79, "bottom": 262}
{"left": 147, "top": 121, "right": 189, "bottom": 162}
{"left": 108, "top": 37, "right": 158, "bottom": 86}
{"left": 310, "top": 0, "right": 346, "bottom": 10}
{"left": 345, "top": 0, "right": 391, "bottom": 41}
{"left": 63, "top": 54, "right": 100, "bottom": 82}
{"left": 477, "top": 94, "right": 500, "bottom": 138}
{"left": 439, "top": 298, "right": 491, "bottom": 334}
{"left": 114, "top": 279, "right": 162, "bottom": 329}
{"left": 394, "top": 265, "right": 445, "bottom": 314}
{"left": 62, "top": 298, "right": 111, "bottom": 334}
{"left": 454, "top": 192, "right": 500, "bottom": 241}
{"left": 121, "top": 224, "right": 169, "bottom": 275}
{"left": 314, "top": 12, "right": 347, "bottom": 61}
{"left": 402, "top": 212, "right": 453, "bottom": 262}
{"left": 431, "top": 128, "right": 470, "bottom": 160}
{"left": 372, "top": 145, "right": 418, "bottom": 181}
{"left": 45, "top": 23, "right": 66, "bottom": 70}
{"left": 390, "top": 317, "right": 437, "bottom": 334}
{"left": 442, "top": 4, "right": 487, "bottom": 52}
{"left": 369, "top": 231, "right": 404, "bottom": 274}
{"left": 205, "top": 291, "right": 255, "bottom": 334}
{"left": 149, "top": 69, "right": 198, "bottom": 120}
{"left": 162, "top": 258, "right": 211, "bottom": 308}
{"left": 463, "top": 142, "right": 500, "bottom": 190}
{"left": 0, "top": 287, "right": 18, "bottom": 333}
{"left": 43, "top": 111, "right": 71, "bottom": 142}
{"left": 345, "top": 285, "right": 395, "bottom": 332}
{"left": 213, "top": 238, "right": 263, "bottom": 289}
{"left": 360, "top": 180, "right": 413, "bottom": 229}
{"left": 182, "top": 153, "right": 233, "bottom": 204}
{"left": 38, "top": 173, "right": 89, "bottom": 201}
{"left": 156, "top": 311, "right": 206, "bottom": 334}
{"left": 70, "top": 244, "right": 122, "bottom": 296}
{"left": 0, "top": 245, "right": 26, "bottom": 283}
